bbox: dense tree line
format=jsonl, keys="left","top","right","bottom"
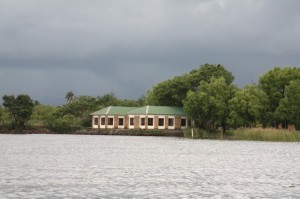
{"left": 0, "top": 93, "right": 144, "bottom": 132}
{"left": 146, "top": 64, "right": 300, "bottom": 132}
{"left": 1, "top": 64, "right": 299, "bottom": 132}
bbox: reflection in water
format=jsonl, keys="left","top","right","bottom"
{"left": 0, "top": 134, "right": 300, "bottom": 198}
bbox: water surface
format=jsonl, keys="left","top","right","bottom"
{"left": 0, "top": 134, "right": 300, "bottom": 198}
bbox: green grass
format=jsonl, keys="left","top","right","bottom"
{"left": 231, "top": 128, "right": 300, "bottom": 142}
{"left": 184, "top": 128, "right": 300, "bottom": 142}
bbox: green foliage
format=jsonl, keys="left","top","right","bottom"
{"left": 46, "top": 114, "right": 81, "bottom": 133}
{"left": 229, "top": 85, "right": 268, "bottom": 128}
{"left": 190, "top": 63, "right": 234, "bottom": 86}
{"left": 2, "top": 65, "right": 299, "bottom": 134}
{"left": 56, "top": 95, "right": 101, "bottom": 127}
{"left": 29, "top": 104, "right": 57, "bottom": 127}
{"left": 2, "top": 94, "right": 34, "bottom": 128}
{"left": 259, "top": 67, "right": 300, "bottom": 125}
{"left": 275, "top": 80, "right": 300, "bottom": 129}
{"left": 147, "top": 63, "right": 234, "bottom": 106}
{"left": 152, "top": 75, "right": 191, "bottom": 106}
{"left": 231, "top": 128, "right": 300, "bottom": 142}
{"left": 45, "top": 93, "right": 145, "bottom": 130}
{"left": 144, "top": 90, "right": 159, "bottom": 105}
{"left": 97, "top": 93, "right": 119, "bottom": 107}
{"left": 184, "top": 128, "right": 300, "bottom": 142}
{"left": 183, "top": 77, "right": 236, "bottom": 134}
{"left": 96, "top": 93, "right": 144, "bottom": 107}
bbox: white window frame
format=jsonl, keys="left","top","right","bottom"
{"left": 158, "top": 116, "right": 165, "bottom": 130}
{"left": 140, "top": 115, "right": 146, "bottom": 129}
{"left": 107, "top": 116, "right": 114, "bottom": 129}
{"left": 93, "top": 116, "right": 99, "bottom": 129}
{"left": 118, "top": 116, "right": 125, "bottom": 129}
{"left": 147, "top": 115, "right": 154, "bottom": 129}
{"left": 181, "top": 117, "right": 188, "bottom": 129}
{"left": 128, "top": 115, "right": 135, "bottom": 129}
{"left": 168, "top": 116, "right": 175, "bottom": 130}
{"left": 100, "top": 116, "right": 106, "bottom": 129}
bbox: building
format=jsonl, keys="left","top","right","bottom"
{"left": 91, "top": 106, "right": 188, "bottom": 130}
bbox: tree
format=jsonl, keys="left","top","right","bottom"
{"left": 148, "top": 63, "right": 235, "bottom": 106}
{"left": 183, "top": 77, "right": 235, "bottom": 135}
{"left": 259, "top": 67, "right": 300, "bottom": 126}
{"left": 189, "top": 63, "right": 234, "bottom": 87}
{"left": 0, "top": 106, "right": 2, "bottom": 125}
{"left": 151, "top": 75, "right": 190, "bottom": 106}
{"left": 275, "top": 80, "right": 300, "bottom": 129}
{"left": 65, "top": 91, "right": 75, "bottom": 103}
{"left": 29, "top": 104, "right": 57, "bottom": 127}
{"left": 229, "top": 85, "right": 268, "bottom": 128}
{"left": 57, "top": 95, "right": 100, "bottom": 127}
{"left": 2, "top": 94, "right": 34, "bottom": 128}
{"left": 97, "top": 93, "right": 118, "bottom": 107}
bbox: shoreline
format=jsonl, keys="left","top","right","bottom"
{"left": 0, "top": 128, "right": 184, "bottom": 137}
{"left": 1, "top": 128, "right": 299, "bottom": 142}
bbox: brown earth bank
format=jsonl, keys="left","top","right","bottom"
{"left": 0, "top": 128, "right": 184, "bottom": 137}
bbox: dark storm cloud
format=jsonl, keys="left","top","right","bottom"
{"left": 1, "top": 0, "right": 300, "bottom": 105}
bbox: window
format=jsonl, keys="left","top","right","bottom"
{"left": 101, "top": 117, "right": 105, "bottom": 125}
{"left": 94, "top": 117, "right": 99, "bottom": 125}
{"left": 158, "top": 118, "right": 164, "bottom": 126}
{"left": 118, "top": 118, "right": 124, "bottom": 126}
{"left": 168, "top": 118, "right": 174, "bottom": 126}
{"left": 141, "top": 118, "right": 145, "bottom": 126}
{"left": 108, "top": 118, "right": 114, "bottom": 125}
{"left": 181, "top": 118, "right": 187, "bottom": 127}
{"left": 148, "top": 118, "right": 153, "bottom": 126}
{"left": 130, "top": 118, "right": 134, "bottom": 126}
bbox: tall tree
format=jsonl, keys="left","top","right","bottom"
{"left": 275, "top": 80, "right": 300, "bottom": 129}
{"left": 148, "top": 63, "right": 234, "bottom": 106}
{"left": 259, "top": 67, "right": 300, "bottom": 125}
{"left": 2, "top": 94, "right": 34, "bottom": 128}
{"left": 229, "top": 85, "right": 268, "bottom": 128}
{"left": 65, "top": 91, "right": 75, "bottom": 103}
{"left": 151, "top": 75, "right": 190, "bottom": 106}
{"left": 183, "top": 77, "right": 235, "bottom": 135}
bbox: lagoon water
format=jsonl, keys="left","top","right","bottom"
{"left": 0, "top": 134, "right": 300, "bottom": 198}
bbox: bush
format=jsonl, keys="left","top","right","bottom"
{"left": 46, "top": 114, "right": 81, "bottom": 133}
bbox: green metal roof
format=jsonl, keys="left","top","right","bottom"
{"left": 90, "top": 106, "right": 139, "bottom": 116}
{"left": 91, "top": 106, "right": 186, "bottom": 116}
{"left": 90, "top": 107, "right": 110, "bottom": 115}
{"left": 128, "top": 106, "right": 186, "bottom": 116}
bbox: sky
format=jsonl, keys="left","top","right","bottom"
{"left": 1, "top": 0, "right": 300, "bottom": 105}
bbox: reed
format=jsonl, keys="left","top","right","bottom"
{"left": 184, "top": 128, "right": 300, "bottom": 142}
{"left": 231, "top": 128, "right": 300, "bottom": 142}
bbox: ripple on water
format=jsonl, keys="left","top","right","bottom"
{"left": 0, "top": 135, "right": 300, "bottom": 198}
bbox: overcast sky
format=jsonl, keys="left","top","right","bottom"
{"left": 1, "top": 0, "right": 300, "bottom": 105}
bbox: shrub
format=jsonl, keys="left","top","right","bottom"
{"left": 46, "top": 114, "right": 81, "bottom": 133}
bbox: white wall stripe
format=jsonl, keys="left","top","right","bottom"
{"left": 105, "top": 106, "right": 111, "bottom": 114}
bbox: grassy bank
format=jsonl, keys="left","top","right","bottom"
{"left": 230, "top": 128, "right": 300, "bottom": 142}
{"left": 184, "top": 128, "right": 300, "bottom": 142}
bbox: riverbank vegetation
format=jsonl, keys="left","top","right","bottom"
{"left": 0, "top": 93, "right": 144, "bottom": 132}
{"left": 0, "top": 64, "right": 299, "bottom": 141}
{"left": 146, "top": 64, "right": 300, "bottom": 137}
{"left": 183, "top": 128, "right": 300, "bottom": 142}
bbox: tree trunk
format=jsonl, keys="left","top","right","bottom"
{"left": 221, "top": 123, "right": 226, "bottom": 138}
